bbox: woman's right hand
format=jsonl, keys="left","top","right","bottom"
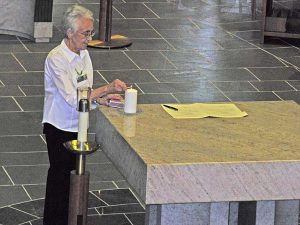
{"left": 106, "top": 79, "right": 127, "bottom": 94}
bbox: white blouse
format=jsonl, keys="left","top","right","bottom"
{"left": 42, "top": 39, "right": 93, "bottom": 132}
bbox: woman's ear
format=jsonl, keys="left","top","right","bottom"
{"left": 66, "top": 28, "right": 73, "bottom": 39}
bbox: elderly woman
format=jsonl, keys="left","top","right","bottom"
{"left": 42, "top": 4, "right": 127, "bottom": 225}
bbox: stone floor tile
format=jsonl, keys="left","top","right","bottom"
{"left": 127, "top": 38, "right": 175, "bottom": 51}
{"left": 0, "top": 186, "right": 29, "bottom": 207}
{"left": 4, "top": 165, "right": 48, "bottom": 185}
{"left": 0, "top": 168, "right": 12, "bottom": 185}
{"left": 0, "top": 112, "right": 42, "bottom": 135}
{"left": 275, "top": 91, "right": 300, "bottom": 104}
{"left": 0, "top": 72, "right": 44, "bottom": 85}
{"left": 0, "top": 97, "right": 20, "bottom": 111}
{"left": 201, "top": 49, "right": 285, "bottom": 68}
{"left": 88, "top": 193, "right": 108, "bottom": 208}
{"left": 13, "top": 53, "right": 48, "bottom": 72}
{"left": 87, "top": 214, "right": 131, "bottom": 225}
{"left": 125, "top": 51, "right": 176, "bottom": 70}
{"left": 214, "top": 37, "right": 256, "bottom": 49}
{"left": 138, "top": 81, "right": 216, "bottom": 93}
{"left": 0, "top": 136, "right": 46, "bottom": 153}
{"left": 22, "top": 42, "right": 60, "bottom": 53}
{"left": 267, "top": 47, "right": 300, "bottom": 59}
{"left": 0, "top": 152, "right": 49, "bottom": 166}
{"left": 288, "top": 81, "right": 300, "bottom": 90}
{"left": 0, "top": 85, "right": 25, "bottom": 96}
{"left": 286, "top": 56, "right": 300, "bottom": 68}
{"left": 212, "top": 81, "right": 256, "bottom": 92}
{"left": 161, "top": 51, "right": 209, "bottom": 65}
{"left": 234, "top": 30, "right": 261, "bottom": 41}
{"left": 249, "top": 67, "right": 300, "bottom": 81}
{"left": 146, "top": 18, "right": 196, "bottom": 30}
{"left": 0, "top": 34, "right": 18, "bottom": 41}
{"left": 250, "top": 81, "right": 295, "bottom": 91}
{"left": 100, "top": 70, "right": 158, "bottom": 83}
{"left": 89, "top": 181, "right": 117, "bottom": 191}
{"left": 219, "top": 20, "right": 260, "bottom": 32}
{"left": 112, "top": 19, "right": 152, "bottom": 31}
{"left": 99, "top": 203, "right": 144, "bottom": 214}
{"left": 19, "top": 85, "right": 44, "bottom": 96}
{"left": 114, "top": 3, "right": 159, "bottom": 19}
{"left": 95, "top": 189, "right": 139, "bottom": 205}
{"left": 166, "top": 37, "right": 222, "bottom": 51}
{"left": 0, "top": 54, "right": 24, "bottom": 72}
{"left": 224, "top": 91, "right": 281, "bottom": 102}
{"left": 89, "top": 51, "right": 139, "bottom": 70}
{"left": 114, "top": 180, "right": 130, "bottom": 189}
{"left": 0, "top": 207, "right": 37, "bottom": 225}
{"left": 174, "top": 91, "right": 229, "bottom": 103}
{"left": 137, "top": 93, "right": 178, "bottom": 104}
{"left": 13, "top": 199, "right": 45, "bottom": 217}
{"left": 23, "top": 184, "right": 46, "bottom": 200}
{"left": 125, "top": 213, "right": 146, "bottom": 225}
{"left": 14, "top": 96, "right": 44, "bottom": 111}
{"left": 31, "top": 218, "right": 43, "bottom": 225}
{"left": 0, "top": 42, "right": 28, "bottom": 53}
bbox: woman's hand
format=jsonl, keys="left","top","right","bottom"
{"left": 91, "top": 79, "right": 127, "bottom": 100}
{"left": 95, "top": 94, "right": 123, "bottom": 106}
{"left": 105, "top": 79, "right": 127, "bottom": 94}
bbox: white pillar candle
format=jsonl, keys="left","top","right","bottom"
{"left": 77, "top": 112, "right": 89, "bottom": 142}
{"left": 124, "top": 88, "right": 137, "bottom": 114}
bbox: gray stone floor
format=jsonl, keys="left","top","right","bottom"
{"left": 0, "top": 0, "right": 300, "bottom": 224}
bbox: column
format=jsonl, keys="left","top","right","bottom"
{"left": 34, "top": 0, "right": 53, "bottom": 42}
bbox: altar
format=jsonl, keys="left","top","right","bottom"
{"left": 95, "top": 101, "right": 300, "bottom": 225}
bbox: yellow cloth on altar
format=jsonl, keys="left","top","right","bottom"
{"left": 161, "top": 103, "right": 248, "bottom": 119}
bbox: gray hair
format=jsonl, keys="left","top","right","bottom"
{"left": 62, "top": 4, "right": 94, "bottom": 35}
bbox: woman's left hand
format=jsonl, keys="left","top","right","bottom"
{"left": 95, "top": 94, "right": 123, "bottom": 106}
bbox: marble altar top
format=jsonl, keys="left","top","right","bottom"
{"left": 98, "top": 101, "right": 300, "bottom": 165}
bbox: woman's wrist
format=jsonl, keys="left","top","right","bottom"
{"left": 91, "top": 85, "right": 108, "bottom": 99}
{"left": 103, "top": 84, "right": 109, "bottom": 96}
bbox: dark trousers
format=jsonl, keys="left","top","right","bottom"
{"left": 43, "top": 123, "right": 77, "bottom": 225}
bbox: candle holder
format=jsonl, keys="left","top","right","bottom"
{"left": 64, "top": 87, "right": 100, "bottom": 225}
{"left": 88, "top": 0, "right": 132, "bottom": 49}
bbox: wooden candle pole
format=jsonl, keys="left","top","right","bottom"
{"left": 88, "top": 0, "right": 132, "bottom": 49}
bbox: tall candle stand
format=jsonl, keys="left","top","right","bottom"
{"left": 64, "top": 87, "right": 100, "bottom": 225}
{"left": 88, "top": 0, "right": 132, "bottom": 49}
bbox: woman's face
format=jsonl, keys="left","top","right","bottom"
{"left": 68, "top": 17, "right": 94, "bottom": 53}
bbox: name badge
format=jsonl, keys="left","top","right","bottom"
{"left": 75, "top": 69, "right": 88, "bottom": 83}
{"left": 77, "top": 74, "right": 87, "bottom": 83}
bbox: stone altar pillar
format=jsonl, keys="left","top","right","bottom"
{"left": 0, "top": 0, "right": 53, "bottom": 42}
{"left": 34, "top": 0, "right": 53, "bottom": 42}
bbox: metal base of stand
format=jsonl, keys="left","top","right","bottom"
{"left": 68, "top": 171, "right": 90, "bottom": 225}
{"left": 64, "top": 140, "right": 99, "bottom": 155}
{"left": 88, "top": 35, "right": 132, "bottom": 49}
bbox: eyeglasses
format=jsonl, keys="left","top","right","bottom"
{"left": 79, "top": 30, "right": 95, "bottom": 38}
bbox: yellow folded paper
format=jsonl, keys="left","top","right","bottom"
{"left": 161, "top": 103, "right": 248, "bottom": 119}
